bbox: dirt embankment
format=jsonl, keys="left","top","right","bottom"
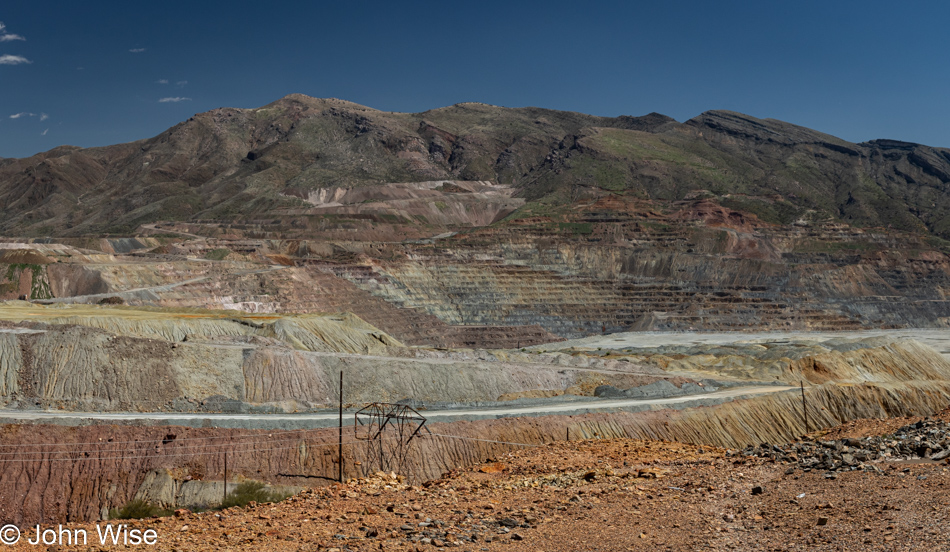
{"left": 0, "top": 250, "right": 54, "bottom": 301}
{"left": 5, "top": 374, "right": 950, "bottom": 525}
{"left": 6, "top": 431, "right": 950, "bottom": 552}
{"left": 0, "top": 317, "right": 677, "bottom": 412}
{"left": 4, "top": 303, "right": 950, "bottom": 415}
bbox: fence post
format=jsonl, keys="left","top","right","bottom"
{"left": 223, "top": 451, "right": 228, "bottom": 505}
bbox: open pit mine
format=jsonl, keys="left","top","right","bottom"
{"left": 1, "top": 97, "right": 950, "bottom": 550}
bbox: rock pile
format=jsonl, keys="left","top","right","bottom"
{"left": 741, "top": 419, "right": 950, "bottom": 474}
{"left": 385, "top": 510, "right": 533, "bottom": 548}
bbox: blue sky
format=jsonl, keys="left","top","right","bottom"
{"left": 1, "top": 1, "right": 948, "bottom": 158}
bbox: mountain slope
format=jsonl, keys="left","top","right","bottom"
{"left": 1, "top": 95, "right": 949, "bottom": 238}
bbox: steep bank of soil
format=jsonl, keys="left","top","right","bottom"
{"left": 5, "top": 431, "right": 950, "bottom": 551}
{"left": 3, "top": 302, "right": 949, "bottom": 414}
{"left": 3, "top": 377, "right": 950, "bottom": 525}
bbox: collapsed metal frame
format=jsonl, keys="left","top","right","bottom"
{"left": 354, "top": 403, "right": 427, "bottom": 477}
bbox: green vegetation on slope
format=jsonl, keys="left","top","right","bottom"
{"left": 2, "top": 96, "right": 950, "bottom": 240}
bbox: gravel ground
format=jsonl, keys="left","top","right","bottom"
{"left": 10, "top": 428, "right": 950, "bottom": 552}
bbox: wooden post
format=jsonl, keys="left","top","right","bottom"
{"left": 338, "top": 370, "right": 343, "bottom": 483}
{"left": 223, "top": 451, "right": 228, "bottom": 505}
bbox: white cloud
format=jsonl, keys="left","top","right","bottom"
{"left": 158, "top": 97, "right": 191, "bottom": 103}
{"left": 0, "top": 54, "right": 31, "bottom": 65}
{"left": 9, "top": 112, "right": 35, "bottom": 119}
{"left": 176, "top": 80, "right": 188, "bottom": 87}
{"left": 0, "top": 22, "right": 26, "bottom": 42}
{"left": 41, "top": 128, "right": 48, "bottom": 136}
{"left": 40, "top": 113, "right": 48, "bottom": 121}
{"left": 129, "top": 48, "right": 146, "bottom": 53}
{"left": 156, "top": 79, "right": 168, "bottom": 84}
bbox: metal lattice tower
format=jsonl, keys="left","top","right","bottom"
{"left": 354, "top": 403, "right": 427, "bottom": 477}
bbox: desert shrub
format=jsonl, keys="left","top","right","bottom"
{"left": 109, "top": 499, "right": 172, "bottom": 520}
{"left": 557, "top": 222, "right": 593, "bottom": 235}
{"left": 204, "top": 248, "right": 231, "bottom": 260}
{"left": 221, "top": 480, "right": 291, "bottom": 509}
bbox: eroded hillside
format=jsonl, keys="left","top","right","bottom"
{"left": 2, "top": 95, "right": 950, "bottom": 241}
{"left": 11, "top": 429, "right": 950, "bottom": 552}
{"left": 3, "top": 332, "right": 950, "bottom": 523}
{"left": 7, "top": 186, "right": 950, "bottom": 342}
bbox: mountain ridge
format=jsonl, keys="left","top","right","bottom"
{"left": 1, "top": 94, "right": 949, "bottom": 239}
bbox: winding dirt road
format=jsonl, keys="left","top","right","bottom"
{"left": 0, "top": 385, "right": 793, "bottom": 429}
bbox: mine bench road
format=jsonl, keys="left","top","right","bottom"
{"left": 35, "top": 264, "right": 288, "bottom": 304}
{"left": 0, "top": 385, "right": 793, "bottom": 430}
{"left": 547, "top": 329, "right": 950, "bottom": 360}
